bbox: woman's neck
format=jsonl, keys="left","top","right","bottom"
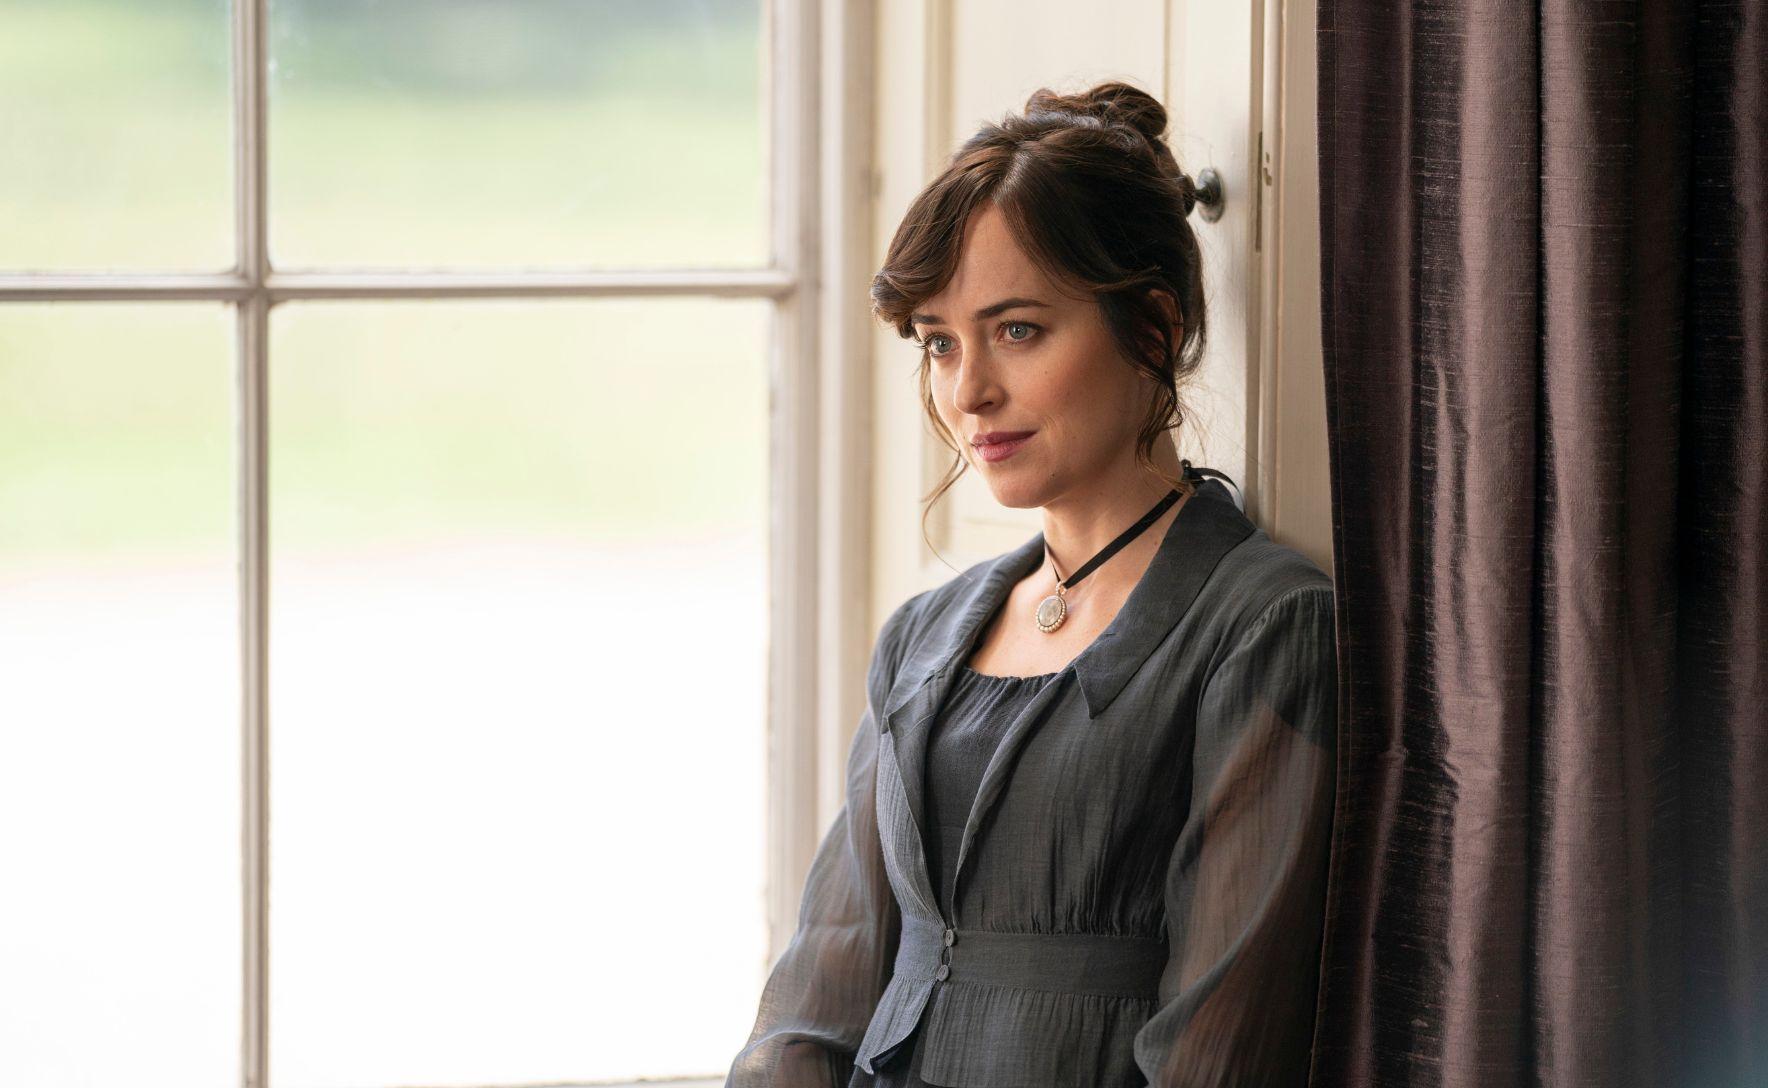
{"left": 1037, "top": 445, "right": 1191, "bottom": 583}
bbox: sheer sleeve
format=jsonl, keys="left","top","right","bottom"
{"left": 725, "top": 604, "right": 914, "bottom": 1088}
{"left": 1132, "top": 583, "right": 1340, "bottom": 1087}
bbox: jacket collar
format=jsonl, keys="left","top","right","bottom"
{"left": 883, "top": 476, "right": 1257, "bottom": 723}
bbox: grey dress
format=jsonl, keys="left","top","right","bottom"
{"left": 726, "top": 473, "right": 1339, "bottom": 1088}
{"left": 872, "top": 663, "right": 1062, "bottom": 1087}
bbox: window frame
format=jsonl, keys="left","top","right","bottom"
{"left": 0, "top": 0, "right": 874, "bottom": 1079}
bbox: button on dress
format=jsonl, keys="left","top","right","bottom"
{"left": 872, "top": 663, "right": 1062, "bottom": 1087}
{"left": 726, "top": 473, "right": 1339, "bottom": 1088}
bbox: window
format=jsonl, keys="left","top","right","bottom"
{"left": 0, "top": 1, "right": 825, "bottom": 1084}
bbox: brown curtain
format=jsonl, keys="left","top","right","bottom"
{"left": 1311, "top": 1, "right": 1766, "bottom": 1085}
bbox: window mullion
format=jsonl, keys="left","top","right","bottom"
{"left": 233, "top": 0, "right": 269, "bottom": 1084}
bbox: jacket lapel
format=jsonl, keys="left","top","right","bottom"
{"left": 1067, "top": 476, "right": 1258, "bottom": 718}
{"left": 875, "top": 528, "right": 1046, "bottom": 918}
{"left": 873, "top": 476, "right": 1258, "bottom": 924}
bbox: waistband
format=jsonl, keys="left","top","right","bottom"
{"left": 893, "top": 914, "right": 1167, "bottom": 999}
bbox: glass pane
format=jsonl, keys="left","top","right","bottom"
{"left": 0, "top": 1, "right": 231, "bottom": 271}
{"left": 269, "top": 2, "right": 767, "bottom": 270}
{"left": 268, "top": 299, "right": 770, "bottom": 1084}
{"left": 0, "top": 303, "right": 239, "bottom": 1088}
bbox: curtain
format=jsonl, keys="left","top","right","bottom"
{"left": 1312, "top": 1, "right": 1765, "bottom": 1085}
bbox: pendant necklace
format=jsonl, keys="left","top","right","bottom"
{"left": 1034, "top": 484, "right": 1187, "bottom": 634}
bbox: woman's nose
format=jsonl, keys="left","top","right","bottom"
{"left": 952, "top": 350, "right": 1000, "bottom": 413}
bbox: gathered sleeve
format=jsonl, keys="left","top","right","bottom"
{"left": 1132, "top": 583, "right": 1340, "bottom": 1087}
{"left": 725, "top": 604, "right": 915, "bottom": 1088}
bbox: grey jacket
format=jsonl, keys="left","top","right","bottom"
{"left": 727, "top": 477, "right": 1339, "bottom": 1087}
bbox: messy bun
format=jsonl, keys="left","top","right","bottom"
{"left": 1023, "top": 82, "right": 1199, "bottom": 215}
{"left": 871, "top": 79, "right": 1209, "bottom": 542}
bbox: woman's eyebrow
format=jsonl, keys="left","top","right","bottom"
{"left": 911, "top": 297, "right": 1051, "bottom": 326}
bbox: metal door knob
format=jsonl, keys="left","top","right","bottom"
{"left": 1190, "top": 167, "right": 1224, "bottom": 223}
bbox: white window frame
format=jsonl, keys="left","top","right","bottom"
{"left": 0, "top": 0, "right": 877, "bottom": 1078}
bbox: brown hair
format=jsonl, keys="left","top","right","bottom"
{"left": 870, "top": 80, "right": 1208, "bottom": 548}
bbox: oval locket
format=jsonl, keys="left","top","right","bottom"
{"left": 1034, "top": 587, "right": 1068, "bottom": 633}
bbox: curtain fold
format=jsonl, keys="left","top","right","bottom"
{"left": 1312, "top": 1, "right": 1765, "bottom": 1084}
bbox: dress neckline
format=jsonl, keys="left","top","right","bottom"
{"left": 959, "top": 661, "right": 1061, "bottom": 683}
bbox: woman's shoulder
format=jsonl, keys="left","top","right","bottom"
{"left": 867, "top": 549, "right": 1005, "bottom": 685}
{"left": 1198, "top": 527, "right": 1335, "bottom": 643}
{"left": 872, "top": 571, "right": 970, "bottom": 658}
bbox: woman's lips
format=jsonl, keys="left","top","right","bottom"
{"left": 975, "top": 433, "right": 1034, "bottom": 463}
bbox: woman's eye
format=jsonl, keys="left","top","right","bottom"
{"left": 920, "top": 322, "right": 1039, "bottom": 359}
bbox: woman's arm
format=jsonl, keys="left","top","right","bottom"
{"left": 1132, "top": 583, "right": 1340, "bottom": 1087}
{"left": 725, "top": 604, "right": 916, "bottom": 1087}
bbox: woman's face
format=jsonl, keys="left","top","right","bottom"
{"left": 912, "top": 203, "right": 1164, "bottom": 511}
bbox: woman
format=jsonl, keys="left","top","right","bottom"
{"left": 726, "top": 81, "right": 1338, "bottom": 1088}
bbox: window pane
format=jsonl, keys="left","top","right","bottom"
{"left": 0, "top": 1, "right": 231, "bottom": 272}
{"left": 268, "top": 299, "right": 770, "bottom": 1084}
{"left": 0, "top": 303, "right": 239, "bottom": 1088}
{"left": 269, "top": 2, "right": 767, "bottom": 271}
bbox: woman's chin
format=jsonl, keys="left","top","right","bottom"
{"left": 982, "top": 476, "right": 1050, "bottom": 511}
